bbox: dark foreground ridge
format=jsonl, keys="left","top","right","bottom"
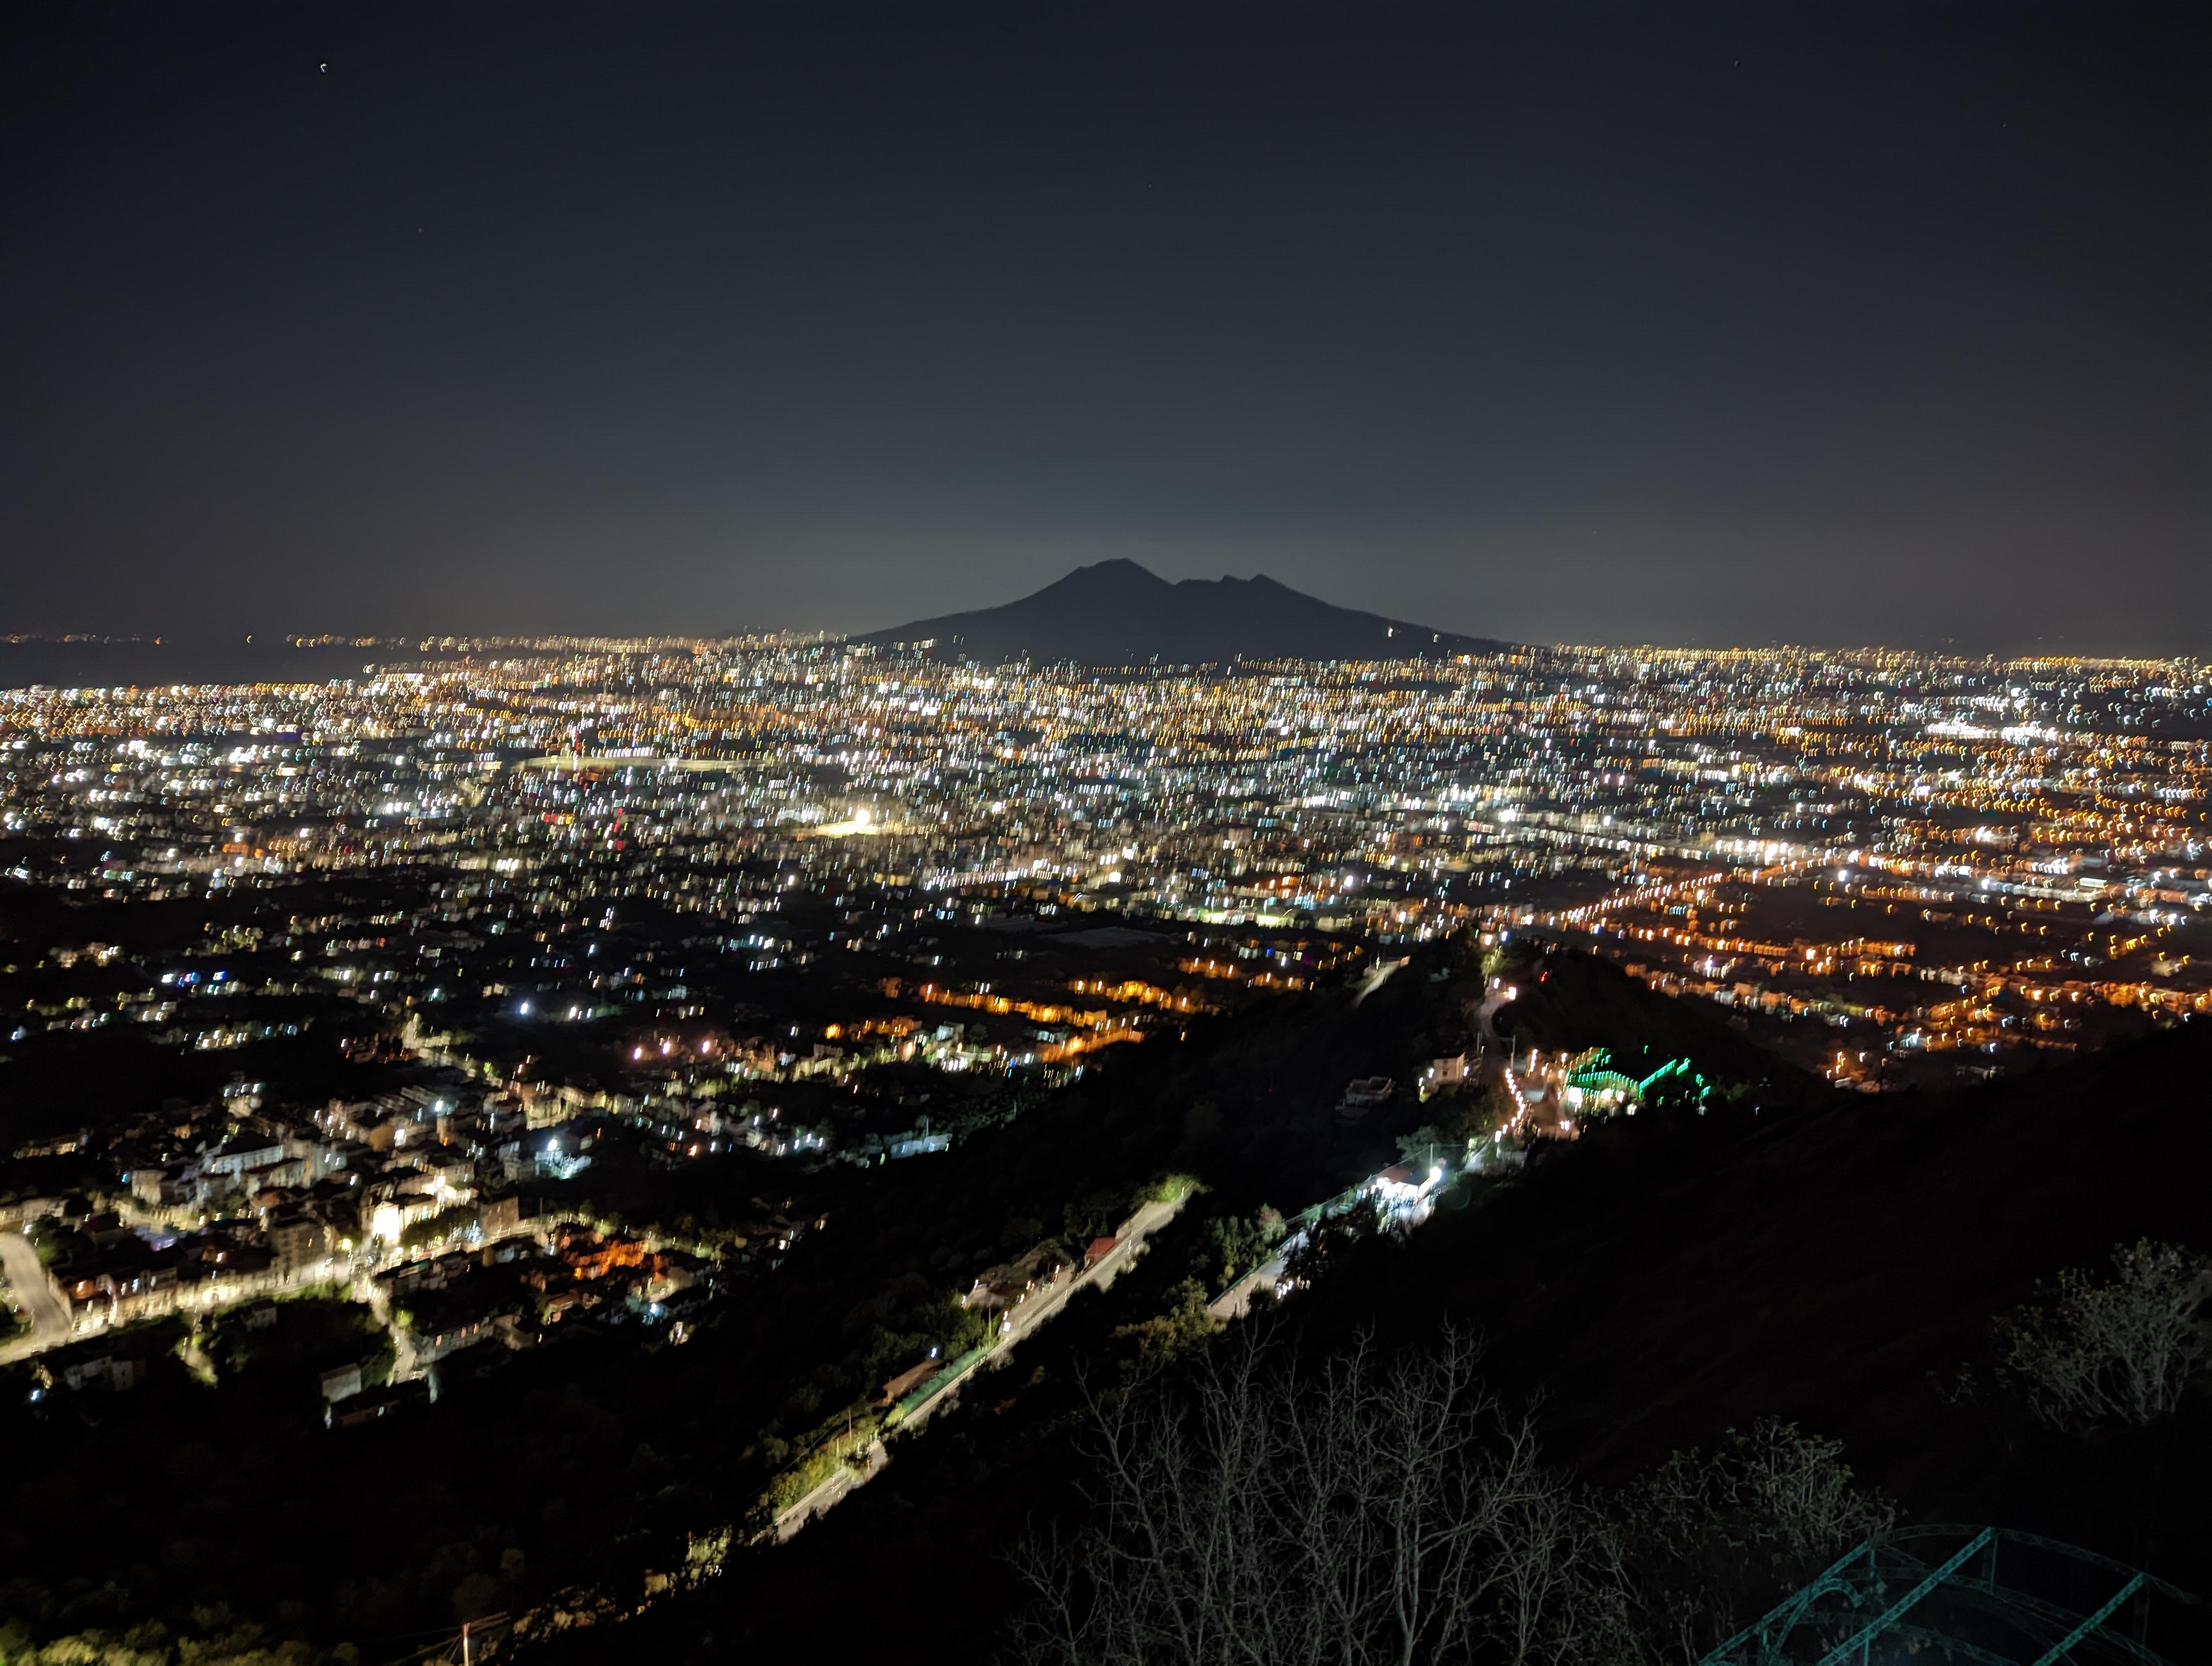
{"left": 853, "top": 558, "right": 1507, "bottom": 664}
{"left": 542, "top": 950, "right": 2212, "bottom": 1665}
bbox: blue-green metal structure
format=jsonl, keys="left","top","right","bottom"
{"left": 1554, "top": 1047, "right": 1714, "bottom": 1107}
{"left": 1632, "top": 1054, "right": 1713, "bottom": 1105}
{"left": 1699, "top": 1526, "right": 2197, "bottom": 1666}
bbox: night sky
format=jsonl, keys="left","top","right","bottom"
{"left": 4, "top": 3, "right": 2205, "bottom": 653}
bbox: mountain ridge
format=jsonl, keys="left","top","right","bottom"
{"left": 853, "top": 559, "right": 1506, "bottom": 664}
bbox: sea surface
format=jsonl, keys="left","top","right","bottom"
{"left": 12, "top": 635, "right": 620, "bottom": 689}
{"left": 0, "top": 639, "right": 406, "bottom": 690}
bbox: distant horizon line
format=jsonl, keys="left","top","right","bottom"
{"left": 0, "top": 629, "right": 2197, "bottom": 669}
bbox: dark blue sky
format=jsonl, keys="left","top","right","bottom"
{"left": 4, "top": 2, "right": 2205, "bottom": 653}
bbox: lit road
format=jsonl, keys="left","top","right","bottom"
{"left": 1352, "top": 956, "right": 1410, "bottom": 1008}
{"left": 770, "top": 1436, "right": 889, "bottom": 1542}
{"left": 361, "top": 1272, "right": 422, "bottom": 1383}
{"left": 1474, "top": 986, "right": 1514, "bottom": 1049}
{"left": 0, "top": 1229, "right": 72, "bottom": 1363}
{"left": 770, "top": 1194, "right": 1186, "bottom": 1541}
{"left": 992, "top": 1195, "right": 1182, "bottom": 1353}
{"left": 1474, "top": 983, "right": 1549, "bottom": 1131}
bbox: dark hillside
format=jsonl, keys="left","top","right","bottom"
{"left": 1494, "top": 935, "right": 1840, "bottom": 1113}
{"left": 0, "top": 940, "right": 1488, "bottom": 1662}
{"left": 556, "top": 1003, "right": 2212, "bottom": 1664}
{"left": 1294, "top": 1019, "right": 2212, "bottom": 1587}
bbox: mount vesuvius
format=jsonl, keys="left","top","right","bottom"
{"left": 852, "top": 561, "right": 1504, "bottom": 665}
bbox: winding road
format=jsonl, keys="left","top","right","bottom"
{"left": 0, "top": 1229, "right": 72, "bottom": 1363}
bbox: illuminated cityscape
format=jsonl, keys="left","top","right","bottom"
{"left": 2, "top": 625, "right": 2208, "bottom": 1661}
{"left": 6, "top": 637, "right": 2203, "bottom": 1091}
{"left": 3, "top": 1, "right": 2207, "bottom": 1662}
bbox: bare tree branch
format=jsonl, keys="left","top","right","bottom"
{"left": 1005, "top": 1327, "right": 1634, "bottom": 1666}
{"left": 1999, "top": 1239, "right": 2211, "bottom": 1431}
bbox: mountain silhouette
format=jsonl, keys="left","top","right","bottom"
{"left": 853, "top": 560, "right": 1503, "bottom": 664}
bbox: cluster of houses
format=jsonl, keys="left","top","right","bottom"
{"left": 39, "top": 1210, "right": 281, "bottom": 1327}
{"left": 11, "top": 1066, "right": 641, "bottom": 1336}
{"left": 524, "top": 1221, "right": 714, "bottom": 1327}
{"left": 301, "top": 1223, "right": 720, "bottom": 1427}
{"left": 372, "top": 1220, "right": 713, "bottom": 1363}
